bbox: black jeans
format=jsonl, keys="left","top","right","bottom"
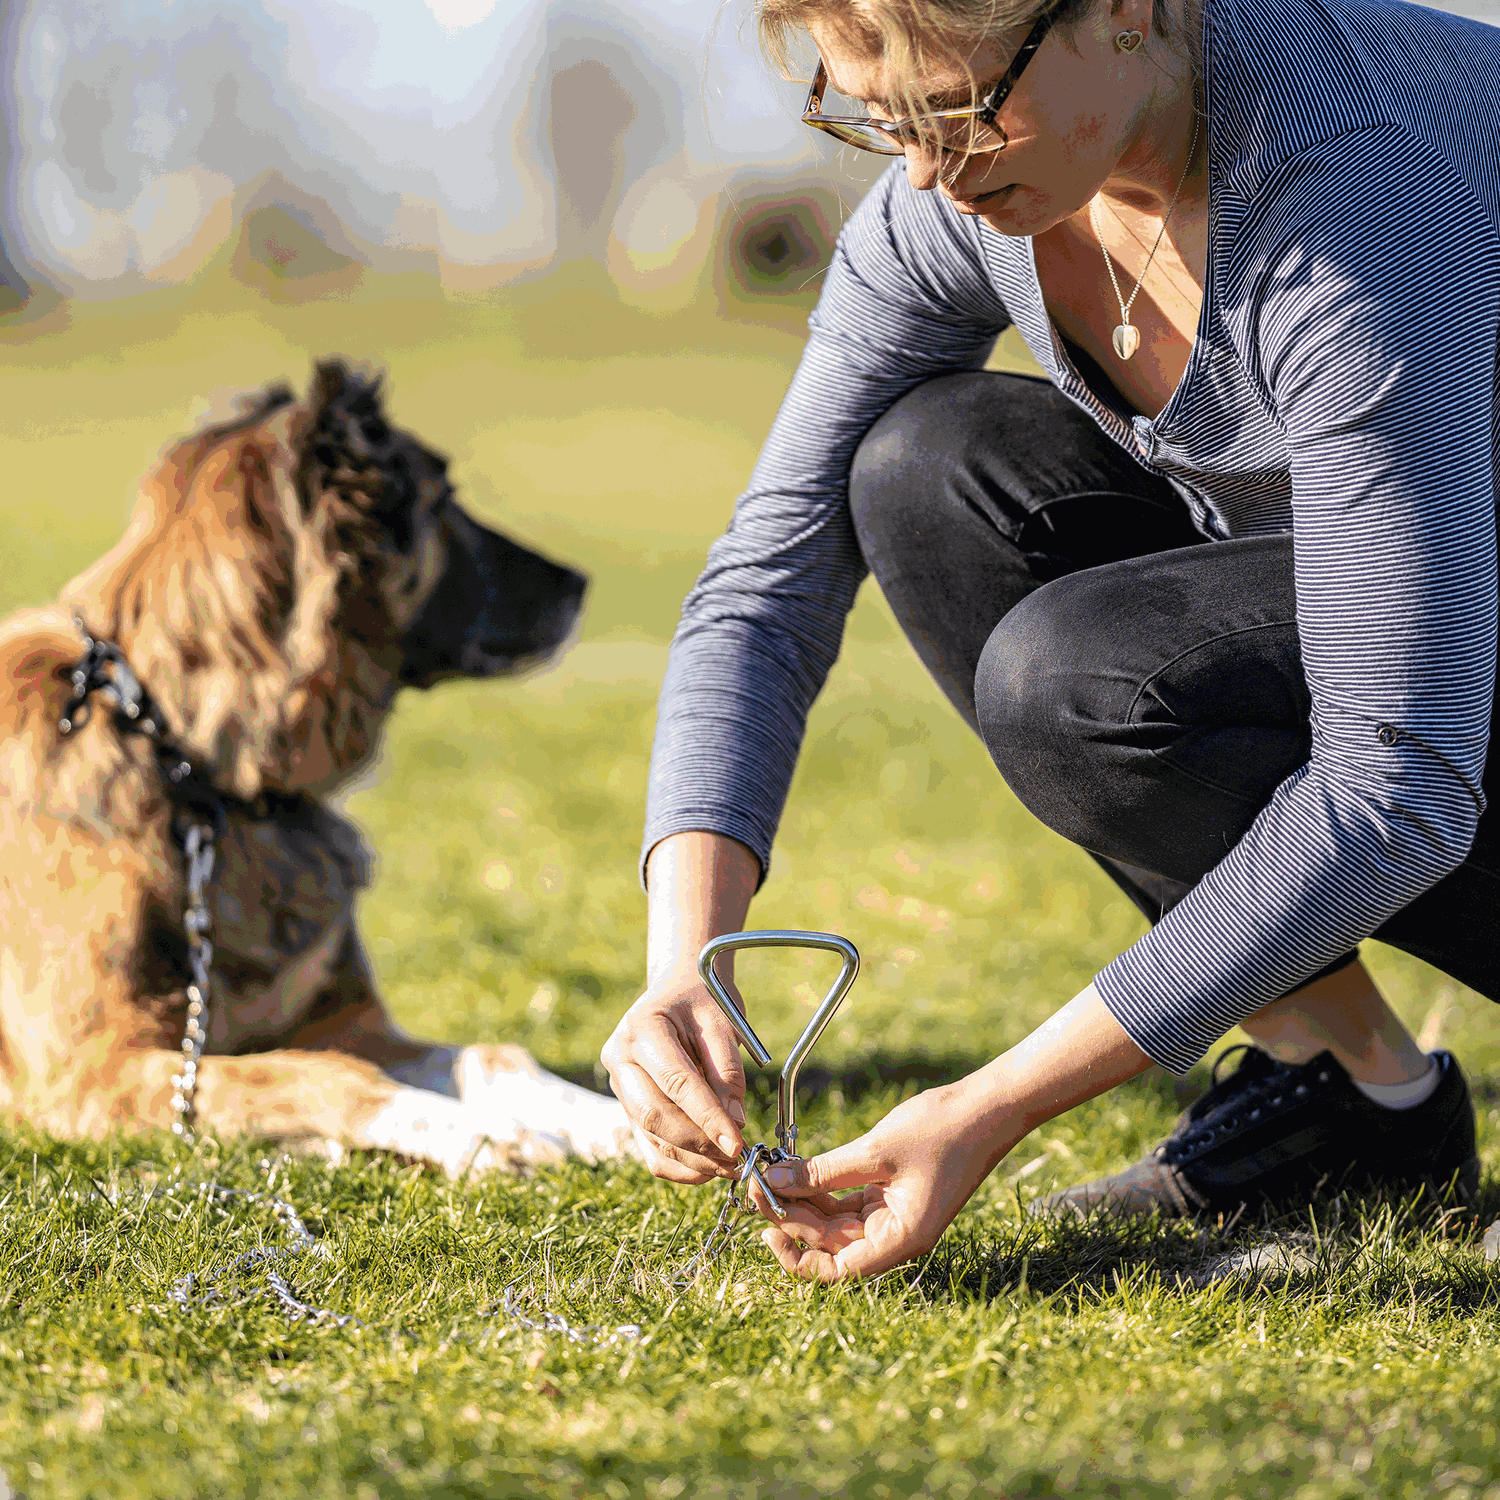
{"left": 849, "top": 371, "right": 1500, "bottom": 1004}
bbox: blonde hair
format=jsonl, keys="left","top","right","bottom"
{"left": 759, "top": 0, "right": 1197, "bottom": 122}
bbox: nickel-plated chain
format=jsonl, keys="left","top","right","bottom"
{"left": 59, "top": 621, "right": 225, "bottom": 1137}
{"left": 174, "top": 822, "right": 216, "bottom": 1134}
{"left": 500, "top": 1284, "right": 642, "bottom": 1345}
{"left": 58, "top": 627, "right": 358, "bottom": 1326}
{"left": 166, "top": 1176, "right": 359, "bottom": 1326}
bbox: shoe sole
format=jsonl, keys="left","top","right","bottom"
{"left": 1036, "top": 1152, "right": 1481, "bottom": 1224}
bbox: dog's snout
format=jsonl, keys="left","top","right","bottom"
{"left": 397, "top": 508, "right": 588, "bottom": 690}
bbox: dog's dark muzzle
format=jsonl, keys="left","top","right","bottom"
{"left": 398, "top": 505, "right": 588, "bottom": 689}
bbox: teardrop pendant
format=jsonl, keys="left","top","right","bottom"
{"left": 1112, "top": 323, "right": 1140, "bottom": 361}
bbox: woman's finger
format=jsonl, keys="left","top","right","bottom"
{"left": 826, "top": 1229, "right": 923, "bottom": 1282}
{"left": 760, "top": 1227, "right": 842, "bottom": 1282}
{"left": 684, "top": 1008, "right": 748, "bottom": 1126}
{"left": 744, "top": 1176, "right": 846, "bottom": 1220}
{"left": 773, "top": 1205, "right": 866, "bottom": 1252}
{"left": 603, "top": 1010, "right": 745, "bottom": 1159}
{"left": 611, "top": 1061, "right": 738, "bottom": 1168}
{"left": 762, "top": 1138, "right": 883, "bottom": 1198}
{"left": 630, "top": 1123, "right": 722, "bottom": 1184}
{"left": 762, "top": 1219, "right": 919, "bottom": 1284}
{"left": 634, "top": 1029, "right": 746, "bottom": 1159}
{"left": 633, "top": 1123, "right": 733, "bottom": 1181}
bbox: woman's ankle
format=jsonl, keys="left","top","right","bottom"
{"left": 1239, "top": 958, "right": 1429, "bottom": 1086}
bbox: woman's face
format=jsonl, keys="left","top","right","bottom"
{"left": 807, "top": 2, "right": 1157, "bottom": 237}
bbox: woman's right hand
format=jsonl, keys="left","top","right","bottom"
{"left": 604, "top": 829, "right": 761, "bottom": 1183}
{"left": 601, "top": 968, "right": 749, "bottom": 1182}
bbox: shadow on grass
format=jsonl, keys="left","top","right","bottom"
{"left": 908, "top": 1178, "right": 1500, "bottom": 1318}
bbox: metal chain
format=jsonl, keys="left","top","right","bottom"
{"left": 668, "top": 1142, "right": 791, "bottom": 1288}
{"left": 166, "top": 1175, "right": 360, "bottom": 1327}
{"left": 1089, "top": 100, "right": 1203, "bottom": 327}
{"left": 173, "top": 821, "right": 216, "bottom": 1135}
{"left": 500, "top": 1284, "right": 641, "bottom": 1345}
{"left": 58, "top": 621, "right": 223, "bottom": 1138}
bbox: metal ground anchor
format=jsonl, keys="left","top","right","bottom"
{"left": 697, "top": 930, "right": 860, "bottom": 1217}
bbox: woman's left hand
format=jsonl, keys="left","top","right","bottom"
{"left": 752, "top": 1079, "right": 1012, "bottom": 1283}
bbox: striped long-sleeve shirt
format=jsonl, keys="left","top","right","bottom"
{"left": 643, "top": 0, "right": 1500, "bottom": 1073}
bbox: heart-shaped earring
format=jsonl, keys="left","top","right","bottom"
{"left": 1114, "top": 28, "right": 1144, "bottom": 51}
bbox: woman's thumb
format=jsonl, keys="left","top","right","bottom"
{"left": 763, "top": 1140, "right": 879, "bottom": 1197}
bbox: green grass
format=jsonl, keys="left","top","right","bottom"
{"left": 4, "top": 265, "right": 1500, "bottom": 1498}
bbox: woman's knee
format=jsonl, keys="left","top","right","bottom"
{"left": 848, "top": 373, "right": 996, "bottom": 554}
{"left": 974, "top": 573, "right": 1131, "bottom": 843}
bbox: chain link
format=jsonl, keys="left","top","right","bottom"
{"left": 58, "top": 622, "right": 224, "bottom": 1139}
{"left": 668, "top": 1142, "right": 793, "bottom": 1288}
{"left": 58, "top": 627, "right": 359, "bottom": 1326}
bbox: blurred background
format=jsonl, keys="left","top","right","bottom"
{"left": 4, "top": 0, "right": 1500, "bottom": 1127}
{"left": 3, "top": 0, "right": 1498, "bottom": 322}
{"left": 0, "top": 0, "right": 891, "bottom": 322}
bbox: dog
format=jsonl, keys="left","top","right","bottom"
{"left": 0, "top": 360, "right": 635, "bottom": 1173}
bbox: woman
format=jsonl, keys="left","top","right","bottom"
{"left": 601, "top": 0, "right": 1500, "bottom": 1281}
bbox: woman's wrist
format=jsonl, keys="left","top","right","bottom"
{"left": 942, "top": 1064, "right": 1033, "bottom": 1172}
{"left": 957, "top": 983, "right": 1155, "bottom": 1161}
{"left": 644, "top": 831, "right": 758, "bottom": 990}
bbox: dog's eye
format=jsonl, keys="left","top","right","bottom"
{"left": 361, "top": 417, "right": 390, "bottom": 445}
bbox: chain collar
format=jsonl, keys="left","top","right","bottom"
{"left": 58, "top": 619, "right": 228, "bottom": 1136}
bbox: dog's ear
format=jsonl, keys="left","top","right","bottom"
{"left": 299, "top": 359, "right": 426, "bottom": 551}
{"left": 66, "top": 381, "right": 301, "bottom": 608}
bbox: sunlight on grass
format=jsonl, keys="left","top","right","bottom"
{"left": 4, "top": 270, "right": 1500, "bottom": 1498}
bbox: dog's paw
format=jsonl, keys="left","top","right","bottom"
{"left": 358, "top": 1084, "right": 567, "bottom": 1176}
{"left": 456, "top": 1044, "right": 637, "bottom": 1164}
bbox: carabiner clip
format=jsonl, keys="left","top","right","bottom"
{"left": 697, "top": 930, "right": 860, "bottom": 1215}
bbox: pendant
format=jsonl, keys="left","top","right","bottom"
{"left": 1112, "top": 323, "right": 1140, "bottom": 361}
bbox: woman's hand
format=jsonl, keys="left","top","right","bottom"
{"left": 752, "top": 1079, "right": 1012, "bottom": 1282}
{"left": 601, "top": 968, "right": 749, "bottom": 1183}
{"left": 604, "top": 829, "right": 761, "bottom": 1185}
{"left": 752, "top": 986, "right": 1156, "bottom": 1281}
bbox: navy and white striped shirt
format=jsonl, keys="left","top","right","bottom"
{"left": 644, "top": 0, "right": 1500, "bottom": 1072}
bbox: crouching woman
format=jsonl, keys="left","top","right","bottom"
{"left": 603, "top": 0, "right": 1500, "bottom": 1278}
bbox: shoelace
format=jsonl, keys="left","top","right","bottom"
{"left": 1163, "top": 1049, "right": 1335, "bottom": 1163}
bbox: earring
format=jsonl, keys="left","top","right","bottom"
{"left": 1114, "top": 28, "right": 1144, "bottom": 51}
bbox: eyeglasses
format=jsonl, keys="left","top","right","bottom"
{"left": 800, "top": 7, "right": 1059, "bottom": 157}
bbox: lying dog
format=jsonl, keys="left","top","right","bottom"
{"left": 0, "top": 360, "right": 634, "bottom": 1173}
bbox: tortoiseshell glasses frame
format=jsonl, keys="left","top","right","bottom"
{"left": 800, "top": 6, "right": 1059, "bottom": 156}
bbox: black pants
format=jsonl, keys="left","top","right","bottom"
{"left": 849, "top": 372, "right": 1500, "bottom": 1004}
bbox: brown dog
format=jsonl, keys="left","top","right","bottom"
{"left": 0, "top": 361, "right": 634, "bottom": 1172}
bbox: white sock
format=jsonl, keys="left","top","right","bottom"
{"left": 1352, "top": 1053, "right": 1441, "bottom": 1110}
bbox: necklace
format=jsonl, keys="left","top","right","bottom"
{"left": 1089, "top": 103, "right": 1203, "bottom": 361}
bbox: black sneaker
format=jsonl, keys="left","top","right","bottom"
{"left": 1037, "top": 1046, "right": 1479, "bottom": 1220}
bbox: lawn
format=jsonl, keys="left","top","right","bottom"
{"left": 3, "top": 263, "right": 1500, "bottom": 1499}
